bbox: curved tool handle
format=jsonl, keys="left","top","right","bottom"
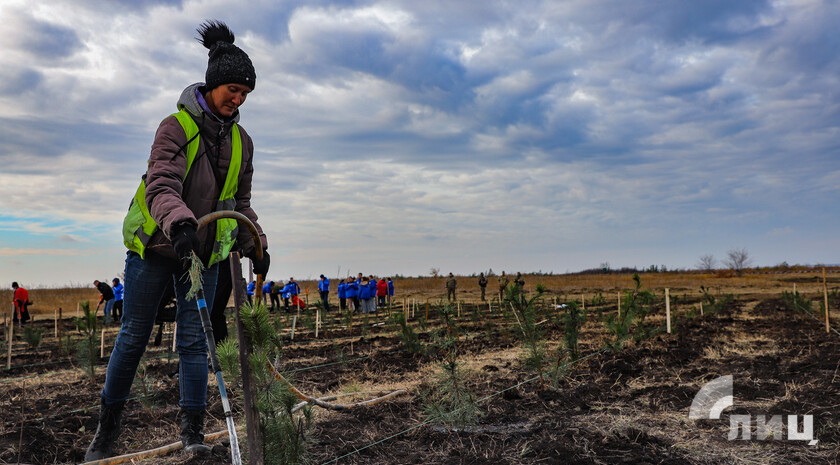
{"left": 196, "top": 211, "right": 266, "bottom": 298}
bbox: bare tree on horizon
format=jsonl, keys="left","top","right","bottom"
{"left": 697, "top": 254, "right": 717, "bottom": 272}
{"left": 724, "top": 248, "right": 752, "bottom": 275}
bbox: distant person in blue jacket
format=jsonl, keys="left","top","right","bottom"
{"left": 111, "top": 278, "right": 124, "bottom": 324}
{"left": 280, "top": 280, "right": 293, "bottom": 312}
{"left": 288, "top": 278, "right": 300, "bottom": 298}
{"left": 368, "top": 276, "right": 378, "bottom": 313}
{"left": 318, "top": 274, "right": 331, "bottom": 312}
{"left": 387, "top": 278, "right": 394, "bottom": 305}
{"left": 359, "top": 276, "right": 373, "bottom": 314}
{"left": 365, "top": 276, "right": 375, "bottom": 312}
{"left": 345, "top": 278, "right": 359, "bottom": 313}
{"left": 247, "top": 280, "right": 256, "bottom": 304}
{"left": 262, "top": 281, "right": 271, "bottom": 305}
{"left": 337, "top": 279, "right": 347, "bottom": 311}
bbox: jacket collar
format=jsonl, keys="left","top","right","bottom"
{"left": 177, "top": 83, "right": 240, "bottom": 137}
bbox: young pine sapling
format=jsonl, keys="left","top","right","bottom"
{"left": 73, "top": 301, "right": 99, "bottom": 383}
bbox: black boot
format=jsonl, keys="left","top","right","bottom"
{"left": 180, "top": 409, "right": 212, "bottom": 456}
{"left": 84, "top": 400, "right": 125, "bottom": 461}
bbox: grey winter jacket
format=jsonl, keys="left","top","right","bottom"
{"left": 144, "top": 83, "right": 267, "bottom": 261}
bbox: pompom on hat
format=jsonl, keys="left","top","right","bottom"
{"left": 197, "top": 20, "right": 256, "bottom": 91}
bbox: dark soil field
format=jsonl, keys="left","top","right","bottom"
{"left": 1, "top": 272, "right": 839, "bottom": 464}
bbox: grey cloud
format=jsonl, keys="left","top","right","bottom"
{"left": 287, "top": 14, "right": 473, "bottom": 110}
{"left": 755, "top": 5, "right": 840, "bottom": 74}
{"left": 54, "top": 0, "right": 185, "bottom": 13}
{"left": 0, "top": 117, "right": 147, "bottom": 168}
{"left": 0, "top": 68, "right": 43, "bottom": 96}
{"left": 20, "top": 19, "right": 83, "bottom": 61}
{"left": 562, "top": 0, "right": 773, "bottom": 44}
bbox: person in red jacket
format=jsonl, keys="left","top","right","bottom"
{"left": 376, "top": 278, "right": 388, "bottom": 308}
{"left": 11, "top": 282, "right": 30, "bottom": 325}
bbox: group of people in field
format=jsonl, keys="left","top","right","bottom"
{"left": 10, "top": 278, "right": 125, "bottom": 327}
{"left": 11, "top": 268, "right": 524, "bottom": 335}
{"left": 448, "top": 270, "right": 526, "bottom": 302}
{"left": 247, "top": 273, "right": 396, "bottom": 314}
{"left": 91, "top": 278, "right": 125, "bottom": 324}
{"left": 236, "top": 269, "right": 526, "bottom": 319}
{"left": 247, "top": 276, "right": 304, "bottom": 312}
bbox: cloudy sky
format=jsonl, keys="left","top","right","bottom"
{"left": 0, "top": 0, "right": 838, "bottom": 287}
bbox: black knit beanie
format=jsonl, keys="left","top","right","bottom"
{"left": 197, "top": 20, "right": 256, "bottom": 91}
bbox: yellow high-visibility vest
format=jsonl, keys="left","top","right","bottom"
{"left": 122, "top": 109, "right": 242, "bottom": 265}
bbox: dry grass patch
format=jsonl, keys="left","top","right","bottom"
{"left": 703, "top": 333, "right": 780, "bottom": 360}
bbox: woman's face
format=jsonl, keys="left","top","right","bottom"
{"left": 206, "top": 83, "right": 251, "bottom": 118}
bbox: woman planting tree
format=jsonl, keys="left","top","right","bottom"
{"left": 85, "top": 20, "right": 270, "bottom": 461}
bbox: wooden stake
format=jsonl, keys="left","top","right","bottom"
{"left": 172, "top": 324, "right": 177, "bottom": 352}
{"left": 617, "top": 291, "right": 621, "bottom": 317}
{"left": 6, "top": 311, "right": 13, "bottom": 370}
{"left": 794, "top": 283, "right": 796, "bottom": 294}
{"left": 54, "top": 309, "right": 58, "bottom": 338}
{"left": 824, "top": 267, "right": 830, "bottom": 334}
{"left": 100, "top": 328, "right": 105, "bottom": 358}
{"left": 233, "top": 252, "right": 264, "bottom": 465}
{"left": 457, "top": 301, "right": 461, "bottom": 317}
{"left": 582, "top": 295, "right": 585, "bottom": 311}
{"left": 291, "top": 315, "right": 297, "bottom": 341}
{"left": 510, "top": 303, "right": 524, "bottom": 335}
{"left": 315, "top": 310, "right": 320, "bottom": 338}
{"left": 665, "top": 288, "right": 671, "bottom": 334}
{"left": 248, "top": 259, "right": 253, "bottom": 286}
{"left": 425, "top": 298, "right": 429, "bottom": 321}
{"left": 76, "top": 301, "right": 80, "bottom": 318}
{"left": 700, "top": 302, "right": 704, "bottom": 316}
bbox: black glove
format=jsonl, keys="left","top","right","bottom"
{"left": 171, "top": 222, "right": 200, "bottom": 268}
{"left": 250, "top": 249, "right": 270, "bottom": 276}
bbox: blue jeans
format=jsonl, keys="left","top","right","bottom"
{"left": 101, "top": 251, "right": 218, "bottom": 410}
{"left": 103, "top": 298, "right": 115, "bottom": 318}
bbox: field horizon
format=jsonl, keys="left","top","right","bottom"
{"left": 4, "top": 265, "right": 838, "bottom": 321}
